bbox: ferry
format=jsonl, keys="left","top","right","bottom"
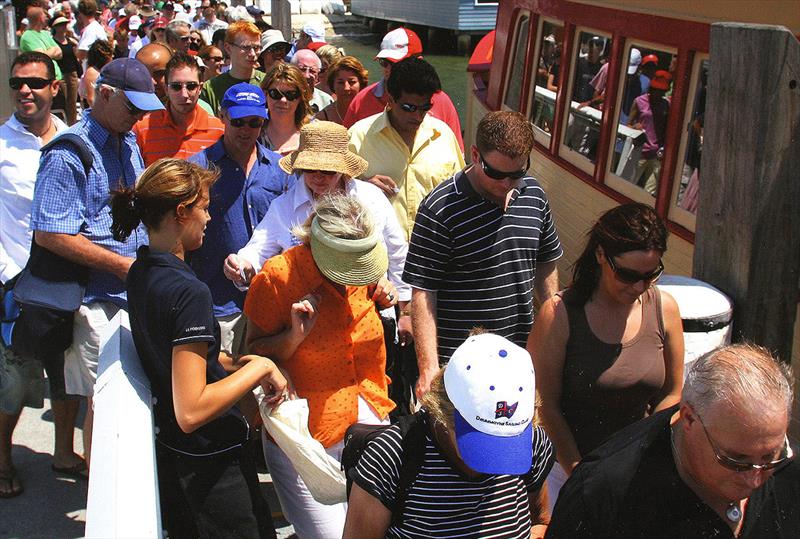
{"left": 464, "top": 0, "right": 800, "bottom": 422}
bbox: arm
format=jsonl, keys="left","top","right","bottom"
{"left": 534, "top": 260, "right": 559, "bottom": 303}
{"left": 75, "top": 49, "right": 87, "bottom": 62}
{"left": 528, "top": 296, "right": 582, "bottom": 474}
{"left": 171, "top": 341, "right": 286, "bottom": 433}
{"left": 546, "top": 72, "right": 558, "bottom": 93}
{"left": 246, "top": 293, "right": 320, "bottom": 363}
{"left": 650, "top": 289, "right": 684, "bottom": 413}
{"left": 36, "top": 231, "right": 133, "bottom": 281}
{"left": 342, "top": 483, "right": 392, "bottom": 539}
{"left": 412, "top": 287, "right": 439, "bottom": 399}
{"left": 627, "top": 101, "right": 641, "bottom": 128}
{"left": 529, "top": 484, "right": 551, "bottom": 539}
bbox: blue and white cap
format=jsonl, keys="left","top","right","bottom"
{"left": 443, "top": 333, "right": 536, "bottom": 475}
{"left": 97, "top": 58, "right": 164, "bottom": 112}
{"left": 221, "top": 83, "right": 268, "bottom": 119}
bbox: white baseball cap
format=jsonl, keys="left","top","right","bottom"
{"left": 628, "top": 48, "right": 642, "bottom": 75}
{"left": 443, "top": 333, "right": 536, "bottom": 475}
{"left": 375, "top": 27, "right": 423, "bottom": 62}
{"left": 302, "top": 21, "right": 326, "bottom": 43}
{"left": 128, "top": 15, "right": 142, "bottom": 31}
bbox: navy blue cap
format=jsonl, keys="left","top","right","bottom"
{"left": 221, "top": 83, "right": 267, "bottom": 119}
{"left": 97, "top": 58, "right": 164, "bottom": 112}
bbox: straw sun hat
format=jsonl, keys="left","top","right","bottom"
{"left": 309, "top": 215, "right": 388, "bottom": 287}
{"left": 279, "top": 121, "right": 368, "bottom": 178}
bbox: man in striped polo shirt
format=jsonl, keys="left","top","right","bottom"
{"left": 134, "top": 52, "right": 224, "bottom": 166}
{"left": 403, "top": 111, "right": 562, "bottom": 398}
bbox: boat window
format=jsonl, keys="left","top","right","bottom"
{"left": 674, "top": 59, "right": 708, "bottom": 216}
{"left": 608, "top": 45, "right": 675, "bottom": 197}
{"left": 504, "top": 13, "right": 530, "bottom": 111}
{"left": 560, "top": 31, "right": 612, "bottom": 172}
{"left": 529, "top": 20, "right": 563, "bottom": 143}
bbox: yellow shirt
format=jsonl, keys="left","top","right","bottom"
{"left": 348, "top": 111, "right": 465, "bottom": 240}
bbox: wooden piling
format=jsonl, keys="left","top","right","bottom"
{"left": 271, "top": 0, "right": 292, "bottom": 42}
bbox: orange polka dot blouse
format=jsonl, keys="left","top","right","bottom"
{"left": 244, "top": 244, "right": 396, "bottom": 448}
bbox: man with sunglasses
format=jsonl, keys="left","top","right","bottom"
{"left": 134, "top": 52, "right": 224, "bottom": 165}
{"left": 547, "top": 344, "right": 799, "bottom": 538}
{"left": 188, "top": 83, "right": 294, "bottom": 369}
{"left": 165, "top": 19, "right": 192, "bottom": 54}
{"left": 403, "top": 111, "right": 561, "bottom": 399}
{"left": 29, "top": 58, "right": 163, "bottom": 468}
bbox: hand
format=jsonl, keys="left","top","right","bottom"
{"left": 365, "top": 174, "right": 398, "bottom": 197}
{"left": 223, "top": 254, "right": 255, "bottom": 285}
{"left": 244, "top": 355, "right": 288, "bottom": 405}
{"left": 369, "top": 277, "right": 398, "bottom": 309}
{"left": 290, "top": 293, "right": 321, "bottom": 341}
{"left": 397, "top": 313, "right": 413, "bottom": 347}
{"left": 115, "top": 256, "right": 135, "bottom": 281}
{"left": 415, "top": 365, "right": 440, "bottom": 400}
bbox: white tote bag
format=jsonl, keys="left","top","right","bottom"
{"left": 259, "top": 397, "right": 348, "bottom": 505}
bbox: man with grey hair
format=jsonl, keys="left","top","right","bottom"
{"left": 165, "top": 19, "right": 191, "bottom": 53}
{"left": 546, "top": 343, "right": 799, "bottom": 538}
{"left": 291, "top": 48, "right": 332, "bottom": 113}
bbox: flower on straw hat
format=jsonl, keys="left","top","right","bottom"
{"left": 279, "top": 121, "right": 368, "bottom": 178}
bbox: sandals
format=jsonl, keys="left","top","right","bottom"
{"left": 51, "top": 459, "right": 89, "bottom": 480}
{"left": 0, "top": 467, "right": 23, "bottom": 498}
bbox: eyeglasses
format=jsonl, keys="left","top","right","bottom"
{"left": 296, "top": 65, "right": 319, "bottom": 76}
{"left": 265, "top": 45, "right": 289, "bottom": 55}
{"left": 117, "top": 90, "right": 146, "bottom": 116}
{"left": 479, "top": 154, "right": 530, "bottom": 180}
{"left": 695, "top": 410, "right": 794, "bottom": 472}
{"left": 377, "top": 59, "right": 392, "bottom": 68}
{"left": 204, "top": 56, "right": 224, "bottom": 62}
{"left": 267, "top": 88, "right": 301, "bottom": 101}
{"left": 302, "top": 169, "right": 338, "bottom": 176}
{"left": 168, "top": 81, "right": 201, "bottom": 92}
{"left": 230, "top": 117, "right": 265, "bottom": 129}
{"left": 606, "top": 256, "right": 664, "bottom": 284}
{"left": 398, "top": 102, "right": 433, "bottom": 113}
{"left": 9, "top": 76, "right": 53, "bottom": 90}
{"left": 229, "top": 42, "right": 260, "bottom": 54}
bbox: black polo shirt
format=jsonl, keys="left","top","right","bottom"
{"left": 403, "top": 170, "right": 562, "bottom": 362}
{"left": 127, "top": 246, "right": 249, "bottom": 456}
{"left": 546, "top": 406, "right": 800, "bottom": 538}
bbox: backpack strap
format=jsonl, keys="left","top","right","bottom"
{"left": 390, "top": 411, "right": 429, "bottom": 528}
{"left": 40, "top": 133, "right": 94, "bottom": 176}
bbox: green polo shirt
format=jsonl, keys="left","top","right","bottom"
{"left": 19, "top": 30, "right": 63, "bottom": 80}
{"left": 200, "top": 70, "right": 265, "bottom": 116}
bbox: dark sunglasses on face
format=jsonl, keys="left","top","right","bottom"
{"left": 168, "top": 81, "right": 201, "bottom": 91}
{"left": 607, "top": 256, "right": 664, "bottom": 284}
{"left": 205, "top": 56, "right": 224, "bottom": 62}
{"left": 9, "top": 76, "right": 53, "bottom": 90}
{"left": 303, "top": 169, "right": 338, "bottom": 176}
{"left": 377, "top": 59, "right": 392, "bottom": 68}
{"left": 230, "top": 117, "right": 265, "bottom": 128}
{"left": 398, "top": 102, "right": 433, "bottom": 113}
{"left": 266, "top": 45, "right": 288, "bottom": 55}
{"left": 179, "top": 35, "right": 191, "bottom": 41}
{"left": 267, "top": 88, "right": 301, "bottom": 101}
{"left": 479, "top": 154, "right": 530, "bottom": 180}
{"left": 115, "top": 90, "right": 146, "bottom": 116}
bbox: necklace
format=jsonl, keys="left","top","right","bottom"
{"left": 670, "top": 426, "right": 743, "bottom": 524}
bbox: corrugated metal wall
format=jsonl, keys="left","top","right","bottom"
{"left": 457, "top": 0, "right": 498, "bottom": 31}
{"left": 350, "top": 0, "right": 497, "bottom": 31}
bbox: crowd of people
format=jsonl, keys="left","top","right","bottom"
{"left": 0, "top": 1, "right": 797, "bottom": 538}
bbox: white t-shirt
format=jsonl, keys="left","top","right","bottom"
{"left": 78, "top": 19, "right": 107, "bottom": 51}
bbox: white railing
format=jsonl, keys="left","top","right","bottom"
{"left": 85, "top": 312, "right": 161, "bottom": 538}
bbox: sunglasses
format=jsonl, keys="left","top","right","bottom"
{"left": 204, "top": 56, "right": 224, "bottom": 62}
{"left": 117, "top": 90, "right": 146, "bottom": 116}
{"left": 267, "top": 88, "right": 301, "bottom": 101}
{"left": 302, "top": 169, "right": 338, "bottom": 176}
{"left": 179, "top": 35, "right": 191, "bottom": 42}
{"left": 9, "top": 76, "right": 53, "bottom": 90}
{"left": 265, "top": 45, "right": 289, "bottom": 55}
{"left": 479, "top": 154, "right": 530, "bottom": 180}
{"left": 695, "top": 410, "right": 794, "bottom": 472}
{"left": 168, "top": 81, "right": 201, "bottom": 92}
{"left": 230, "top": 117, "right": 265, "bottom": 128}
{"left": 377, "top": 59, "right": 392, "bottom": 68}
{"left": 398, "top": 102, "right": 433, "bottom": 113}
{"left": 606, "top": 256, "right": 664, "bottom": 284}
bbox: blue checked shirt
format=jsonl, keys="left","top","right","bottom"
{"left": 29, "top": 114, "right": 147, "bottom": 308}
{"left": 188, "top": 138, "right": 295, "bottom": 317}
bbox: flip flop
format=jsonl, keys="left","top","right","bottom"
{"left": 51, "top": 460, "right": 89, "bottom": 480}
{"left": 0, "top": 468, "right": 23, "bottom": 498}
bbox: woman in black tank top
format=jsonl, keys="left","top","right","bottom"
{"left": 528, "top": 203, "right": 684, "bottom": 510}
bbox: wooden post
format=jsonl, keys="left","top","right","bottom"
{"left": 271, "top": 0, "right": 292, "bottom": 42}
{"left": 693, "top": 23, "right": 800, "bottom": 362}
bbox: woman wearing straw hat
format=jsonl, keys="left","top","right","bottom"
{"left": 243, "top": 192, "right": 398, "bottom": 539}
{"left": 224, "top": 121, "right": 412, "bottom": 344}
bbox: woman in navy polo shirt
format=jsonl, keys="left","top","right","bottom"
{"left": 110, "top": 158, "right": 287, "bottom": 538}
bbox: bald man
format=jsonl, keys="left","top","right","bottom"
{"left": 136, "top": 42, "right": 172, "bottom": 101}
{"left": 290, "top": 48, "right": 332, "bottom": 113}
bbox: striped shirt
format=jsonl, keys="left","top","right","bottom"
{"left": 352, "top": 423, "right": 554, "bottom": 538}
{"left": 133, "top": 105, "right": 225, "bottom": 166}
{"left": 403, "top": 171, "right": 562, "bottom": 361}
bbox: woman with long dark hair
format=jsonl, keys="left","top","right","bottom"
{"left": 111, "top": 158, "right": 287, "bottom": 538}
{"left": 528, "top": 203, "right": 684, "bottom": 510}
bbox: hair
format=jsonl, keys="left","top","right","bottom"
{"left": 225, "top": 20, "right": 259, "bottom": 43}
{"left": 291, "top": 193, "right": 375, "bottom": 245}
{"left": 165, "top": 19, "right": 190, "bottom": 43}
{"left": 291, "top": 48, "right": 321, "bottom": 69}
{"left": 198, "top": 45, "right": 221, "bottom": 61}
{"left": 124, "top": 2, "right": 138, "bottom": 17}
{"left": 683, "top": 343, "right": 794, "bottom": 424}
{"left": 569, "top": 203, "right": 667, "bottom": 305}
{"left": 314, "top": 44, "right": 344, "bottom": 70}
{"left": 326, "top": 56, "right": 368, "bottom": 94}
{"left": 165, "top": 51, "right": 200, "bottom": 82}
{"left": 26, "top": 5, "right": 46, "bottom": 24}
{"left": 87, "top": 39, "right": 114, "bottom": 70}
{"left": 11, "top": 51, "right": 56, "bottom": 80}
{"left": 261, "top": 63, "right": 313, "bottom": 128}
{"left": 476, "top": 111, "right": 535, "bottom": 157}
{"left": 211, "top": 28, "right": 227, "bottom": 47}
{"left": 190, "top": 29, "right": 206, "bottom": 47}
{"left": 386, "top": 56, "right": 441, "bottom": 100}
{"left": 111, "top": 159, "right": 219, "bottom": 242}
{"left": 78, "top": 0, "right": 98, "bottom": 17}
{"left": 420, "top": 370, "right": 456, "bottom": 433}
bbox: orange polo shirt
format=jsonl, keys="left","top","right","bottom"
{"left": 134, "top": 105, "right": 225, "bottom": 166}
{"left": 244, "top": 245, "right": 395, "bottom": 448}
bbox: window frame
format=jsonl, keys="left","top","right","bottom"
{"left": 527, "top": 16, "right": 565, "bottom": 147}
{"left": 502, "top": 10, "right": 532, "bottom": 112}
